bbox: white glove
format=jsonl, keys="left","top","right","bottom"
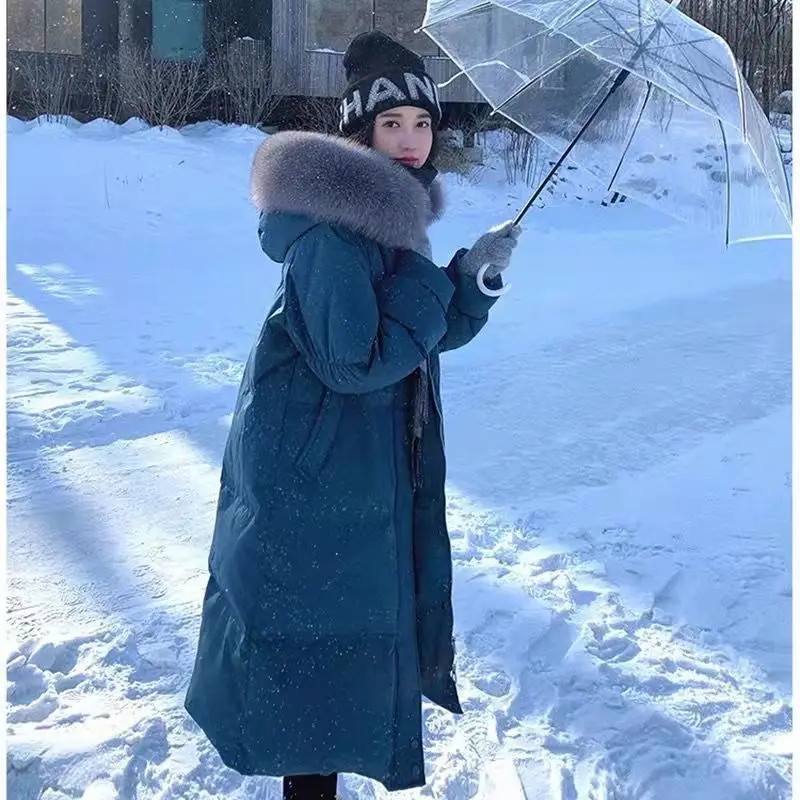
{"left": 458, "top": 221, "right": 522, "bottom": 279}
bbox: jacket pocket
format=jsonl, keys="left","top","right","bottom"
{"left": 294, "top": 390, "right": 343, "bottom": 481}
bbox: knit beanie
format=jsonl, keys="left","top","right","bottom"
{"left": 339, "top": 31, "right": 442, "bottom": 136}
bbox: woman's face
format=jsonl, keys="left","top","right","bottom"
{"left": 371, "top": 106, "right": 433, "bottom": 168}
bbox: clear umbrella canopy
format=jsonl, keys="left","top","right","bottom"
{"left": 422, "top": 0, "right": 792, "bottom": 244}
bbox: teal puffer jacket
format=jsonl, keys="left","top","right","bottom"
{"left": 185, "top": 132, "right": 500, "bottom": 791}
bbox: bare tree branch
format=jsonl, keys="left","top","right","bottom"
{"left": 117, "top": 45, "right": 211, "bottom": 128}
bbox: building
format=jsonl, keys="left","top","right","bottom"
{"left": 271, "top": 0, "right": 482, "bottom": 102}
{"left": 7, "top": 0, "right": 481, "bottom": 104}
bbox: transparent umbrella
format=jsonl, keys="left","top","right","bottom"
{"left": 421, "top": 0, "right": 792, "bottom": 250}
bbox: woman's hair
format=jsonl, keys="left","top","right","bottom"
{"left": 346, "top": 120, "right": 441, "bottom": 166}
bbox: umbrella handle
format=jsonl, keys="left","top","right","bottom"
{"left": 476, "top": 263, "right": 511, "bottom": 297}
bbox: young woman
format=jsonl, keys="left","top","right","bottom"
{"left": 185, "top": 31, "right": 520, "bottom": 800}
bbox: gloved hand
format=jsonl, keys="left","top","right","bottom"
{"left": 458, "top": 221, "right": 522, "bottom": 280}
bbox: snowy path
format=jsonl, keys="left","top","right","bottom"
{"left": 6, "top": 120, "right": 792, "bottom": 800}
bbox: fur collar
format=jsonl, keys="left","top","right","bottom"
{"left": 250, "top": 131, "right": 445, "bottom": 252}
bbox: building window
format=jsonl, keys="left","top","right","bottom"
{"left": 210, "top": 0, "right": 271, "bottom": 42}
{"left": 374, "top": 0, "right": 439, "bottom": 57}
{"left": 306, "top": 0, "right": 439, "bottom": 56}
{"left": 152, "top": 0, "right": 206, "bottom": 60}
{"left": 306, "top": 0, "right": 371, "bottom": 53}
{"left": 7, "top": 0, "right": 82, "bottom": 54}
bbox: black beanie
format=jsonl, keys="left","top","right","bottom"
{"left": 339, "top": 31, "right": 442, "bottom": 136}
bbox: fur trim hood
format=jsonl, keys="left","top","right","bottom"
{"left": 250, "top": 131, "right": 444, "bottom": 253}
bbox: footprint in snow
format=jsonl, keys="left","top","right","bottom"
{"left": 118, "top": 717, "right": 171, "bottom": 798}
{"left": 473, "top": 669, "right": 513, "bottom": 698}
{"left": 464, "top": 609, "right": 516, "bottom": 658}
{"left": 506, "top": 615, "right": 578, "bottom": 722}
{"left": 586, "top": 635, "right": 641, "bottom": 664}
{"left": 586, "top": 624, "right": 642, "bottom": 664}
{"left": 6, "top": 636, "right": 92, "bottom": 724}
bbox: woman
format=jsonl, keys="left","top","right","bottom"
{"left": 184, "top": 31, "right": 520, "bottom": 800}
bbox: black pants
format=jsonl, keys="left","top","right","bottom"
{"left": 283, "top": 773, "right": 337, "bottom": 800}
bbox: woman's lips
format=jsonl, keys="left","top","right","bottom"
{"left": 395, "top": 157, "right": 419, "bottom": 166}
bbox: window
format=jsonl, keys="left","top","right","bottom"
{"left": 8, "top": 0, "right": 44, "bottom": 51}
{"left": 47, "top": 0, "right": 82, "bottom": 54}
{"left": 7, "top": 0, "right": 82, "bottom": 54}
{"left": 306, "top": 0, "right": 440, "bottom": 56}
{"left": 374, "top": 0, "right": 439, "bottom": 57}
{"left": 152, "top": 0, "right": 206, "bottom": 60}
{"left": 306, "top": 0, "right": 372, "bottom": 53}
{"left": 216, "top": 0, "right": 271, "bottom": 42}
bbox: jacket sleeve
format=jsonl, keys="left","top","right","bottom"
{"left": 280, "top": 224, "right": 456, "bottom": 394}
{"left": 437, "top": 249, "right": 502, "bottom": 353}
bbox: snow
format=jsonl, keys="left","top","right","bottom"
{"left": 6, "top": 116, "right": 792, "bottom": 799}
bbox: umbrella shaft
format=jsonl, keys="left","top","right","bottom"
{"left": 514, "top": 68, "right": 630, "bottom": 226}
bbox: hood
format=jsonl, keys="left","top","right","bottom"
{"left": 250, "top": 131, "right": 445, "bottom": 263}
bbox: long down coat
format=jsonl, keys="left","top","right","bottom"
{"left": 184, "top": 131, "right": 500, "bottom": 791}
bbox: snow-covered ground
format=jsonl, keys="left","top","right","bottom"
{"left": 6, "top": 117, "right": 792, "bottom": 800}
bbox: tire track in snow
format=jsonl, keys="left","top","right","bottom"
{"left": 443, "top": 279, "right": 791, "bottom": 508}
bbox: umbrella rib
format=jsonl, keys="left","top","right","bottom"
{"left": 574, "top": 2, "right": 638, "bottom": 49}
{"left": 551, "top": 0, "right": 606, "bottom": 32}
{"left": 624, "top": 19, "right": 725, "bottom": 109}
{"left": 650, "top": 47, "right": 735, "bottom": 99}
{"left": 564, "top": 4, "right": 740, "bottom": 98}
{"left": 596, "top": 4, "right": 641, "bottom": 50}
{"left": 644, "top": 35, "right": 722, "bottom": 50}
{"left": 731, "top": 55, "right": 746, "bottom": 136}
{"left": 652, "top": 53, "right": 736, "bottom": 95}
{"left": 609, "top": 41, "right": 718, "bottom": 113}
{"left": 433, "top": 30, "right": 565, "bottom": 94}
{"left": 417, "top": 1, "right": 493, "bottom": 32}
{"left": 670, "top": 27, "right": 736, "bottom": 75}
{"left": 490, "top": 47, "right": 586, "bottom": 115}
{"left": 643, "top": 47, "right": 733, "bottom": 114}
{"left": 638, "top": 0, "right": 644, "bottom": 57}
{"left": 571, "top": 17, "right": 640, "bottom": 57}
{"left": 650, "top": 58, "right": 716, "bottom": 109}
{"left": 652, "top": 20, "right": 736, "bottom": 111}
{"left": 674, "top": 32, "right": 746, "bottom": 131}
{"left": 606, "top": 81, "right": 654, "bottom": 191}
{"left": 718, "top": 120, "right": 732, "bottom": 246}
{"left": 734, "top": 97, "right": 792, "bottom": 223}
{"left": 664, "top": 19, "right": 724, "bottom": 85}
{"left": 677, "top": 19, "right": 749, "bottom": 134}
{"left": 658, "top": 28, "right": 744, "bottom": 105}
